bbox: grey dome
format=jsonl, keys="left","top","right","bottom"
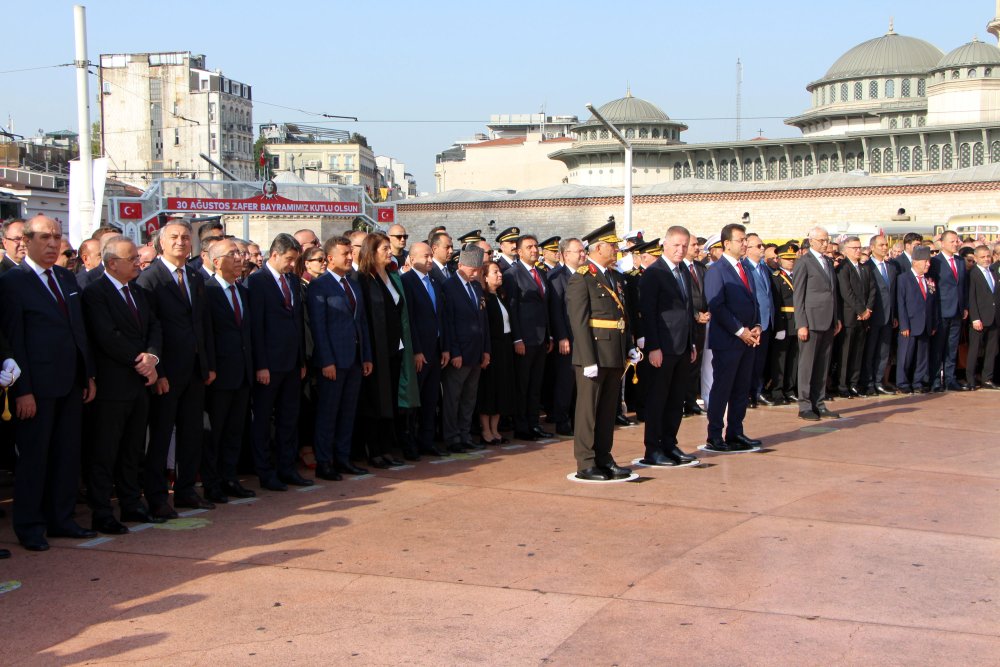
{"left": 812, "top": 31, "right": 943, "bottom": 87}
{"left": 592, "top": 94, "right": 671, "bottom": 123}
{"left": 935, "top": 38, "right": 1000, "bottom": 69}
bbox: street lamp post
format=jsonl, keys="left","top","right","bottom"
{"left": 585, "top": 102, "right": 632, "bottom": 236}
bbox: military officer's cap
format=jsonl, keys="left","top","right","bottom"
{"left": 704, "top": 233, "right": 722, "bottom": 250}
{"left": 582, "top": 220, "right": 623, "bottom": 247}
{"left": 776, "top": 242, "right": 799, "bottom": 260}
{"left": 539, "top": 236, "right": 561, "bottom": 252}
{"left": 630, "top": 238, "right": 662, "bottom": 256}
{"left": 495, "top": 226, "right": 520, "bottom": 243}
{"left": 459, "top": 229, "right": 485, "bottom": 244}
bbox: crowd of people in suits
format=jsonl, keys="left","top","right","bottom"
{"left": 0, "top": 211, "right": 997, "bottom": 558}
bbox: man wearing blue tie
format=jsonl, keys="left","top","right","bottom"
{"left": 860, "top": 235, "right": 898, "bottom": 396}
{"left": 742, "top": 233, "right": 774, "bottom": 408}
{"left": 966, "top": 245, "right": 1000, "bottom": 389}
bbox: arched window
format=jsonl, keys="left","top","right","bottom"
{"left": 638, "top": 128, "right": 648, "bottom": 139}
{"left": 899, "top": 146, "right": 910, "bottom": 171}
{"left": 929, "top": 144, "right": 940, "bottom": 170}
{"left": 804, "top": 155, "right": 814, "bottom": 175}
{"left": 870, "top": 148, "right": 881, "bottom": 173}
{"left": 819, "top": 154, "right": 829, "bottom": 173}
{"left": 589, "top": 130, "right": 597, "bottom": 140}
{"left": 718, "top": 161, "right": 727, "bottom": 181}
{"left": 767, "top": 157, "right": 777, "bottom": 180}
{"left": 744, "top": 159, "right": 754, "bottom": 181}
{"left": 779, "top": 157, "right": 788, "bottom": 179}
{"left": 857, "top": 152, "right": 864, "bottom": 170}
{"left": 651, "top": 129, "right": 660, "bottom": 139}
{"left": 992, "top": 141, "right": 1000, "bottom": 163}
{"left": 625, "top": 128, "right": 635, "bottom": 139}
{"left": 829, "top": 85, "right": 836, "bottom": 102}
{"left": 901, "top": 78, "right": 911, "bottom": 97}
{"left": 884, "top": 149, "right": 894, "bottom": 172}
{"left": 696, "top": 161, "right": 705, "bottom": 178}
{"left": 973, "top": 142, "right": 984, "bottom": 166}
{"left": 793, "top": 155, "right": 803, "bottom": 178}
{"left": 820, "top": 87, "right": 826, "bottom": 105}
{"left": 942, "top": 143, "right": 954, "bottom": 169}
{"left": 754, "top": 158, "right": 763, "bottom": 180}
{"left": 831, "top": 154, "right": 840, "bottom": 172}
{"left": 845, "top": 153, "right": 855, "bottom": 171}
{"left": 917, "top": 115, "right": 926, "bottom": 127}
{"left": 912, "top": 145, "right": 923, "bottom": 171}
{"left": 854, "top": 81, "right": 863, "bottom": 100}
{"left": 683, "top": 163, "right": 691, "bottom": 178}
{"left": 706, "top": 162, "right": 715, "bottom": 179}
{"left": 731, "top": 159, "right": 740, "bottom": 181}
{"left": 889, "top": 118, "right": 898, "bottom": 129}
{"left": 673, "top": 162, "right": 682, "bottom": 180}
{"left": 987, "top": 67, "right": 994, "bottom": 77}
{"left": 959, "top": 143, "right": 971, "bottom": 168}
{"left": 840, "top": 83, "right": 848, "bottom": 101}
{"left": 886, "top": 79, "right": 895, "bottom": 98}
{"left": 600, "top": 129, "right": 608, "bottom": 139}
{"left": 969, "top": 68, "right": 978, "bottom": 79}
{"left": 903, "top": 117, "right": 912, "bottom": 128}
{"left": 952, "top": 69, "right": 960, "bottom": 80}
{"left": 869, "top": 80, "right": 879, "bottom": 99}
{"left": 917, "top": 78, "right": 926, "bottom": 96}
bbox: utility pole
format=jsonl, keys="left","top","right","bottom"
{"left": 73, "top": 5, "right": 94, "bottom": 243}
{"left": 736, "top": 58, "right": 743, "bottom": 141}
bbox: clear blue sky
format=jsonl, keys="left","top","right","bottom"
{"left": 2, "top": 0, "right": 994, "bottom": 192}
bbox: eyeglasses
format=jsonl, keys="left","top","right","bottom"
{"left": 4, "top": 236, "right": 24, "bottom": 244}
{"left": 748, "top": 243, "right": 764, "bottom": 249}
{"left": 389, "top": 234, "right": 409, "bottom": 241}
{"left": 111, "top": 255, "right": 140, "bottom": 263}
{"left": 62, "top": 250, "right": 77, "bottom": 258}
{"left": 306, "top": 258, "right": 326, "bottom": 263}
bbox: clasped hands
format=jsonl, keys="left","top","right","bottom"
{"left": 739, "top": 326, "right": 762, "bottom": 347}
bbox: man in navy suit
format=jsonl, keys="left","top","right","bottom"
{"left": 743, "top": 233, "right": 774, "bottom": 407}
{"left": 136, "top": 219, "right": 216, "bottom": 518}
{"left": 890, "top": 232, "right": 922, "bottom": 277}
{"left": 896, "top": 245, "right": 939, "bottom": 392}
{"left": 441, "top": 246, "right": 491, "bottom": 452}
{"left": 401, "top": 242, "right": 449, "bottom": 457}
{"left": 966, "top": 245, "right": 1000, "bottom": 389}
{"left": 247, "top": 233, "right": 307, "bottom": 491}
{"left": 547, "top": 238, "right": 585, "bottom": 436}
{"left": 703, "top": 223, "right": 762, "bottom": 453}
{"left": 503, "top": 234, "right": 552, "bottom": 441}
{"left": 0, "top": 215, "right": 97, "bottom": 551}
{"left": 307, "top": 235, "right": 373, "bottom": 479}
{"left": 82, "top": 235, "right": 162, "bottom": 534}
{"left": 928, "top": 230, "right": 969, "bottom": 391}
{"left": 640, "top": 228, "right": 700, "bottom": 466}
{"left": 861, "top": 235, "right": 897, "bottom": 395}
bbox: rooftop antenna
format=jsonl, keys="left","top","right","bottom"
{"left": 736, "top": 58, "right": 743, "bottom": 141}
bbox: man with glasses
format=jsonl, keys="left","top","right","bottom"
{"left": 0, "top": 218, "right": 26, "bottom": 274}
{"left": 794, "top": 226, "right": 843, "bottom": 421}
{"left": 56, "top": 238, "right": 77, "bottom": 270}
{"left": 743, "top": 233, "right": 774, "bottom": 408}
{"left": 835, "top": 236, "right": 875, "bottom": 398}
{"left": 386, "top": 224, "right": 409, "bottom": 268}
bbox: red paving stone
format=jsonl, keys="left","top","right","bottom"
{"left": 1, "top": 391, "right": 999, "bottom": 664}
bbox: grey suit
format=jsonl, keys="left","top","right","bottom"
{"left": 793, "top": 251, "right": 840, "bottom": 413}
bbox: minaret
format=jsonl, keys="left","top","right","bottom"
{"left": 988, "top": 0, "right": 1000, "bottom": 44}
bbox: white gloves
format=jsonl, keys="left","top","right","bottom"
{"left": 627, "top": 348, "right": 642, "bottom": 364}
{"left": 775, "top": 330, "right": 786, "bottom": 341}
{"left": 0, "top": 358, "right": 21, "bottom": 388}
{"left": 583, "top": 364, "right": 598, "bottom": 378}
{"left": 636, "top": 337, "right": 645, "bottom": 350}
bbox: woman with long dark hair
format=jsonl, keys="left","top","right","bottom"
{"left": 356, "top": 232, "right": 419, "bottom": 468}
{"left": 476, "top": 260, "right": 515, "bottom": 445}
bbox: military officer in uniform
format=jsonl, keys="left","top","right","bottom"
{"left": 769, "top": 243, "right": 798, "bottom": 403}
{"left": 566, "top": 221, "right": 635, "bottom": 481}
{"left": 458, "top": 229, "right": 485, "bottom": 249}
{"left": 623, "top": 238, "right": 660, "bottom": 421}
{"left": 536, "top": 236, "right": 561, "bottom": 276}
{"left": 495, "top": 227, "right": 520, "bottom": 272}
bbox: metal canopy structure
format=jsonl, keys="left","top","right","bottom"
{"left": 108, "top": 178, "right": 386, "bottom": 242}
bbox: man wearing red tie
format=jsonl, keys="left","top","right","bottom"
{"left": 896, "top": 245, "right": 938, "bottom": 393}
{"left": 927, "top": 230, "right": 969, "bottom": 391}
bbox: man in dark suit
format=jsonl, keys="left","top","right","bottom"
{"left": 495, "top": 226, "right": 520, "bottom": 272}
{"left": 248, "top": 233, "right": 308, "bottom": 490}
{"left": 794, "top": 226, "right": 843, "bottom": 421}
{"left": 743, "top": 233, "right": 774, "bottom": 408}
{"left": 703, "top": 223, "right": 762, "bottom": 452}
{"left": 401, "top": 242, "right": 449, "bottom": 457}
{"left": 503, "top": 234, "right": 552, "bottom": 441}
{"left": 928, "top": 230, "right": 969, "bottom": 391}
{"left": 897, "top": 246, "right": 939, "bottom": 392}
{"left": 861, "top": 235, "right": 897, "bottom": 395}
{"left": 547, "top": 237, "right": 585, "bottom": 436}
{"left": 890, "top": 232, "right": 922, "bottom": 277}
{"left": 683, "top": 240, "right": 709, "bottom": 415}
{"left": 966, "top": 245, "right": 1000, "bottom": 389}
{"left": 835, "top": 236, "right": 876, "bottom": 398}
{"left": 566, "top": 221, "right": 633, "bottom": 480}
{"left": 307, "top": 235, "right": 373, "bottom": 479}
{"left": 136, "top": 219, "right": 216, "bottom": 518}
{"left": 640, "top": 228, "right": 700, "bottom": 466}
{"left": 429, "top": 231, "right": 454, "bottom": 284}
{"left": 75, "top": 226, "right": 119, "bottom": 289}
{"left": 0, "top": 218, "right": 26, "bottom": 274}
{"left": 0, "top": 326, "right": 14, "bottom": 559}
{"left": 82, "top": 235, "right": 162, "bottom": 534}
{"left": 441, "top": 246, "right": 491, "bottom": 452}
{"left": 0, "top": 215, "right": 97, "bottom": 551}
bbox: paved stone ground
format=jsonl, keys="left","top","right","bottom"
{"left": 1, "top": 390, "right": 998, "bottom": 665}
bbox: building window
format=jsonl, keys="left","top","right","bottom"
{"left": 917, "top": 115, "right": 926, "bottom": 127}
{"left": 845, "top": 153, "right": 855, "bottom": 171}
{"left": 884, "top": 149, "right": 893, "bottom": 172}
{"left": 674, "top": 163, "right": 682, "bottom": 180}
{"left": 952, "top": 69, "right": 960, "bottom": 80}
{"left": 767, "top": 157, "right": 777, "bottom": 180}
{"left": 731, "top": 159, "right": 740, "bottom": 181}
{"left": 600, "top": 129, "right": 608, "bottom": 139}
{"left": 870, "top": 148, "right": 881, "bottom": 173}
{"left": 886, "top": 79, "right": 895, "bottom": 98}
{"left": 804, "top": 155, "right": 814, "bottom": 175}
{"left": 717, "top": 161, "right": 727, "bottom": 181}
{"left": 696, "top": 161, "right": 705, "bottom": 178}
{"left": 901, "top": 78, "right": 911, "bottom": 97}
{"left": 754, "top": 158, "right": 763, "bottom": 180}
{"left": 857, "top": 152, "right": 864, "bottom": 170}
{"left": 209, "top": 103, "right": 216, "bottom": 121}
{"left": 929, "top": 144, "right": 940, "bottom": 169}
{"left": 793, "top": 155, "right": 803, "bottom": 177}
{"left": 625, "top": 128, "right": 635, "bottom": 139}
{"left": 889, "top": 118, "right": 898, "bottom": 129}
{"left": 589, "top": 130, "right": 597, "bottom": 140}
{"left": 820, "top": 87, "right": 826, "bottom": 105}
{"left": 992, "top": 141, "right": 1000, "bottom": 163}
{"left": 819, "top": 154, "right": 829, "bottom": 173}
{"left": 969, "top": 68, "right": 978, "bottom": 79}
{"left": 706, "top": 162, "right": 715, "bottom": 179}
{"left": 986, "top": 67, "right": 994, "bottom": 77}
{"left": 903, "top": 116, "right": 912, "bottom": 128}
{"left": 831, "top": 154, "right": 840, "bottom": 172}
{"left": 744, "top": 159, "right": 754, "bottom": 181}
{"left": 840, "top": 83, "right": 848, "bottom": 101}
{"left": 854, "top": 81, "right": 863, "bottom": 100}
{"left": 682, "top": 163, "right": 691, "bottom": 178}
{"left": 912, "top": 145, "right": 923, "bottom": 171}
{"left": 899, "top": 146, "right": 910, "bottom": 171}
{"left": 974, "top": 142, "right": 985, "bottom": 166}
{"left": 960, "top": 143, "right": 971, "bottom": 168}
{"left": 210, "top": 133, "right": 217, "bottom": 151}
{"left": 638, "top": 128, "right": 648, "bottom": 139}
{"left": 942, "top": 143, "right": 954, "bottom": 169}
{"left": 779, "top": 157, "right": 788, "bottom": 179}
{"left": 651, "top": 129, "right": 660, "bottom": 139}
{"left": 869, "top": 80, "right": 879, "bottom": 99}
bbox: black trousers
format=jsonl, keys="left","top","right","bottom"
{"left": 769, "top": 333, "right": 797, "bottom": 398}
{"left": 550, "top": 349, "right": 576, "bottom": 426}
{"left": 412, "top": 346, "right": 442, "bottom": 451}
{"left": 966, "top": 323, "right": 999, "bottom": 385}
{"left": 837, "top": 325, "right": 868, "bottom": 392}
{"left": 251, "top": 368, "right": 301, "bottom": 483}
{"left": 13, "top": 390, "right": 83, "bottom": 541}
{"left": 204, "top": 383, "right": 251, "bottom": 492}
{"left": 643, "top": 353, "right": 689, "bottom": 453}
{"left": 573, "top": 366, "right": 623, "bottom": 469}
{"left": 513, "top": 343, "right": 546, "bottom": 433}
{"left": 860, "top": 322, "right": 893, "bottom": 390}
{"left": 146, "top": 373, "right": 204, "bottom": 506}
{"left": 88, "top": 394, "right": 148, "bottom": 520}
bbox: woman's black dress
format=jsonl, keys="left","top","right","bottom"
{"left": 476, "top": 291, "right": 515, "bottom": 416}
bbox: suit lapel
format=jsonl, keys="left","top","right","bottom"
{"left": 102, "top": 275, "right": 143, "bottom": 332}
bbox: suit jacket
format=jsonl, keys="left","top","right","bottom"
{"left": 247, "top": 268, "right": 305, "bottom": 374}
{"left": 792, "top": 251, "right": 839, "bottom": 332}
{"left": 928, "top": 252, "right": 967, "bottom": 319}
{"left": 76, "top": 263, "right": 105, "bottom": 289}
{"left": 0, "top": 262, "right": 94, "bottom": 398}
{"left": 136, "top": 258, "right": 214, "bottom": 384}
{"left": 503, "top": 260, "right": 549, "bottom": 346}
{"left": 968, "top": 265, "right": 999, "bottom": 327}
{"left": 546, "top": 264, "right": 573, "bottom": 343}
{"left": 566, "top": 261, "right": 630, "bottom": 368}
{"left": 837, "top": 261, "right": 876, "bottom": 328}
{"left": 401, "top": 269, "right": 446, "bottom": 359}
{"left": 442, "top": 274, "right": 490, "bottom": 363}
{"left": 430, "top": 261, "right": 451, "bottom": 286}
{"left": 0, "top": 255, "right": 18, "bottom": 275}
{"left": 897, "top": 271, "right": 939, "bottom": 337}
{"left": 891, "top": 252, "right": 912, "bottom": 276}
{"left": 306, "top": 271, "right": 372, "bottom": 370}
{"left": 864, "top": 258, "right": 897, "bottom": 327}
{"left": 685, "top": 260, "right": 708, "bottom": 314}
{"left": 497, "top": 255, "right": 515, "bottom": 273}
{"left": 743, "top": 258, "right": 773, "bottom": 331}
{"left": 82, "top": 274, "right": 162, "bottom": 401}
{"left": 704, "top": 257, "right": 760, "bottom": 351}
{"left": 640, "top": 259, "right": 693, "bottom": 356}
{"left": 205, "top": 278, "right": 253, "bottom": 390}
{"left": 771, "top": 269, "right": 796, "bottom": 334}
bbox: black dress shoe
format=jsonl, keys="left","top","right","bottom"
{"left": 982, "top": 381, "right": 1000, "bottom": 390}
{"left": 315, "top": 464, "right": 342, "bottom": 481}
{"left": 92, "top": 516, "right": 129, "bottom": 535}
{"left": 816, "top": 408, "right": 841, "bottom": 419}
{"left": 0, "top": 548, "right": 10, "bottom": 559}
{"left": 334, "top": 462, "right": 369, "bottom": 476}
{"left": 420, "top": 446, "right": 448, "bottom": 457}
{"left": 494, "top": 436, "right": 510, "bottom": 445}
{"left": 641, "top": 450, "right": 679, "bottom": 466}
{"left": 798, "top": 410, "right": 820, "bottom": 421}
{"left": 602, "top": 462, "right": 632, "bottom": 479}
{"left": 513, "top": 431, "right": 538, "bottom": 442}
{"left": 575, "top": 467, "right": 610, "bottom": 481}
{"left": 667, "top": 445, "right": 698, "bottom": 463}
{"left": 463, "top": 441, "right": 485, "bottom": 452}
{"left": 704, "top": 437, "right": 734, "bottom": 452}
{"left": 221, "top": 481, "right": 256, "bottom": 498}
{"left": 684, "top": 404, "right": 704, "bottom": 416}
{"left": 20, "top": 537, "right": 49, "bottom": 552}
{"left": 149, "top": 504, "right": 179, "bottom": 520}
{"left": 479, "top": 437, "right": 495, "bottom": 447}
{"left": 121, "top": 508, "right": 165, "bottom": 524}
{"left": 947, "top": 382, "right": 971, "bottom": 391}
{"left": 783, "top": 392, "right": 797, "bottom": 403}
{"left": 726, "top": 434, "right": 761, "bottom": 449}
{"left": 531, "top": 426, "right": 555, "bottom": 439}
{"left": 447, "top": 443, "right": 472, "bottom": 453}
{"left": 260, "top": 477, "right": 289, "bottom": 491}
{"left": 615, "top": 414, "right": 636, "bottom": 426}
{"left": 204, "top": 489, "right": 230, "bottom": 504}
{"left": 48, "top": 524, "right": 98, "bottom": 539}
{"left": 848, "top": 387, "right": 863, "bottom": 398}
{"left": 368, "top": 456, "right": 391, "bottom": 469}
{"left": 402, "top": 449, "right": 421, "bottom": 461}
{"left": 556, "top": 425, "right": 574, "bottom": 436}
{"left": 278, "top": 472, "right": 314, "bottom": 487}
{"left": 756, "top": 394, "right": 776, "bottom": 407}
{"left": 174, "top": 494, "right": 215, "bottom": 510}
{"left": 748, "top": 396, "right": 758, "bottom": 409}
{"left": 837, "top": 390, "right": 853, "bottom": 399}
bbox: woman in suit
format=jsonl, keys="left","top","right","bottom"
{"left": 294, "top": 246, "right": 327, "bottom": 469}
{"left": 476, "top": 260, "right": 514, "bottom": 445}
{"left": 356, "top": 233, "right": 419, "bottom": 468}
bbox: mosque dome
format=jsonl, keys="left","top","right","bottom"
{"left": 934, "top": 37, "right": 1000, "bottom": 69}
{"left": 573, "top": 89, "right": 687, "bottom": 138}
{"left": 810, "top": 28, "right": 943, "bottom": 88}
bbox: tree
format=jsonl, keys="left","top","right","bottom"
{"left": 349, "top": 133, "right": 369, "bottom": 149}
{"left": 91, "top": 121, "right": 101, "bottom": 158}
{"left": 253, "top": 134, "right": 272, "bottom": 179}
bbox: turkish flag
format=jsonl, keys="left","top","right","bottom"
{"left": 119, "top": 202, "right": 142, "bottom": 219}
{"left": 377, "top": 207, "right": 394, "bottom": 223}
{"left": 259, "top": 149, "right": 266, "bottom": 167}
{"left": 144, "top": 216, "right": 160, "bottom": 238}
